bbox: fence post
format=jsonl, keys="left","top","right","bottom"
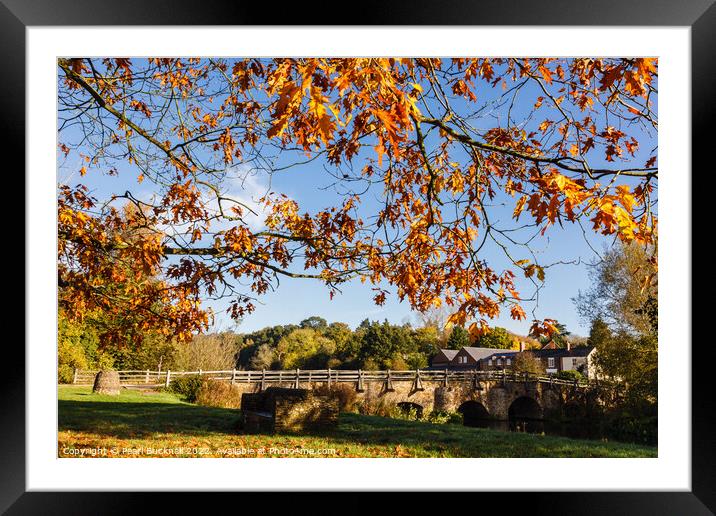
{"left": 72, "top": 368, "right": 78, "bottom": 385}
{"left": 145, "top": 370, "right": 150, "bottom": 384}
{"left": 473, "top": 370, "right": 483, "bottom": 391}
{"left": 294, "top": 368, "right": 300, "bottom": 389}
{"left": 386, "top": 369, "right": 394, "bottom": 391}
{"left": 357, "top": 369, "right": 365, "bottom": 392}
{"left": 327, "top": 368, "right": 331, "bottom": 387}
{"left": 260, "top": 369, "right": 266, "bottom": 391}
{"left": 231, "top": 369, "right": 237, "bottom": 385}
{"left": 414, "top": 369, "right": 424, "bottom": 391}
{"left": 443, "top": 367, "right": 449, "bottom": 387}
{"left": 165, "top": 370, "right": 171, "bottom": 388}
{"left": 199, "top": 369, "right": 203, "bottom": 376}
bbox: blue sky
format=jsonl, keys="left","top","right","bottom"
{"left": 58, "top": 58, "right": 657, "bottom": 337}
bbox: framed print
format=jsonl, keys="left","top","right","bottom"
{"left": 5, "top": 0, "right": 712, "bottom": 513}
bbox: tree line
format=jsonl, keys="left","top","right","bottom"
{"left": 58, "top": 311, "right": 540, "bottom": 382}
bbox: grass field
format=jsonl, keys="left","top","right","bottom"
{"left": 58, "top": 385, "right": 657, "bottom": 458}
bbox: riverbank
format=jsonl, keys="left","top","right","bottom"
{"left": 58, "top": 386, "right": 657, "bottom": 458}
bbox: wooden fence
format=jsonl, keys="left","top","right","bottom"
{"left": 72, "top": 368, "right": 593, "bottom": 389}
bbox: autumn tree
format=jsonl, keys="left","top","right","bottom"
{"left": 57, "top": 58, "right": 658, "bottom": 345}
{"left": 57, "top": 311, "right": 113, "bottom": 382}
{"left": 475, "top": 326, "right": 515, "bottom": 349}
{"left": 299, "top": 316, "right": 329, "bottom": 330}
{"left": 275, "top": 328, "right": 336, "bottom": 369}
{"left": 574, "top": 242, "right": 658, "bottom": 336}
{"left": 575, "top": 242, "right": 658, "bottom": 406}
{"left": 512, "top": 351, "right": 544, "bottom": 376}
{"left": 446, "top": 325, "right": 470, "bottom": 349}
{"left": 587, "top": 317, "right": 612, "bottom": 348}
{"left": 550, "top": 322, "right": 572, "bottom": 346}
{"left": 593, "top": 332, "right": 657, "bottom": 406}
{"left": 415, "top": 305, "right": 451, "bottom": 345}
{"left": 248, "top": 344, "right": 275, "bottom": 370}
{"left": 355, "top": 320, "right": 412, "bottom": 369}
{"left": 172, "top": 332, "right": 239, "bottom": 371}
{"left": 324, "top": 322, "right": 357, "bottom": 368}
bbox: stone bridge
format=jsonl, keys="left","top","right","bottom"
{"left": 230, "top": 376, "right": 594, "bottom": 421}
{"left": 76, "top": 368, "right": 601, "bottom": 421}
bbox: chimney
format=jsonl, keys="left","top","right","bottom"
{"left": 519, "top": 341, "right": 525, "bottom": 352}
{"left": 566, "top": 341, "right": 571, "bottom": 351}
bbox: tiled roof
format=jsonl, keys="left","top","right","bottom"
{"left": 532, "top": 346, "right": 594, "bottom": 358}
{"left": 435, "top": 349, "right": 459, "bottom": 360}
{"left": 461, "top": 347, "right": 515, "bottom": 361}
{"left": 431, "top": 345, "right": 594, "bottom": 367}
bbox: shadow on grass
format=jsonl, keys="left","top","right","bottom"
{"left": 296, "top": 413, "right": 658, "bottom": 458}
{"left": 58, "top": 395, "right": 657, "bottom": 457}
{"left": 58, "top": 399, "right": 242, "bottom": 438}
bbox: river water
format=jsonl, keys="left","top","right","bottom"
{"left": 465, "top": 417, "right": 617, "bottom": 443}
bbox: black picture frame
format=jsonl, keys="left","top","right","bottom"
{"left": 5, "top": 1, "right": 710, "bottom": 513}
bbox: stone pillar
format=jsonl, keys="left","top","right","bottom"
{"left": 433, "top": 386, "right": 455, "bottom": 412}
{"left": 486, "top": 384, "right": 511, "bottom": 420}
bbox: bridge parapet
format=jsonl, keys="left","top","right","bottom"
{"left": 72, "top": 369, "right": 605, "bottom": 422}
{"left": 72, "top": 368, "right": 594, "bottom": 389}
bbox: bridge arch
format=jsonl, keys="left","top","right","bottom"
{"left": 458, "top": 400, "right": 490, "bottom": 426}
{"left": 563, "top": 402, "right": 584, "bottom": 419}
{"left": 508, "top": 396, "right": 543, "bottom": 420}
{"left": 396, "top": 401, "right": 424, "bottom": 419}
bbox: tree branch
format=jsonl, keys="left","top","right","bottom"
{"left": 419, "top": 117, "right": 657, "bottom": 179}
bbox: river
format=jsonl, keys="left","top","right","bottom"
{"left": 465, "top": 417, "right": 627, "bottom": 443}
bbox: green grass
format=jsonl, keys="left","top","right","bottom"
{"left": 58, "top": 386, "right": 657, "bottom": 458}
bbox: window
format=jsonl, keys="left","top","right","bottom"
{"left": 496, "top": 358, "right": 502, "bottom": 366}
{"left": 547, "top": 357, "right": 555, "bottom": 368}
{"left": 506, "top": 358, "right": 512, "bottom": 366}
{"left": 572, "top": 358, "right": 578, "bottom": 366}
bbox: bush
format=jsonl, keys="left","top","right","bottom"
{"left": 195, "top": 380, "right": 244, "bottom": 408}
{"left": 314, "top": 383, "right": 358, "bottom": 412}
{"left": 167, "top": 375, "right": 204, "bottom": 402}
{"left": 390, "top": 404, "right": 421, "bottom": 421}
{"left": 556, "top": 370, "right": 584, "bottom": 382}
{"left": 604, "top": 413, "right": 657, "bottom": 446}
{"left": 356, "top": 396, "right": 394, "bottom": 417}
{"left": 426, "top": 410, "right": 463, "bottom": 425}
{"left": 512, "top": 351, "right": 544, "bottom": 376}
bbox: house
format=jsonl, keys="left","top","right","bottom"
{"left": 540, "top": 339, "right": 560, "bottom": 350}
{"left": 533, "top": 343, "right": 596, "bottom": 376}
{"left": 480, "top": 350, "right": 519, "bottom": 370}
{"left": 430, "top": 349, "right": 459, "bottom": 368}
{"left": 429, "top": 343, "right": 598, "bottom": 378}
{"left": 452, "top": 347, "right": 518, "bottom": 370}
{"left": 430, "top": 347, "right": 513, "bottom": 370}
{"left": 472, "top": 341, "right": 533, "bottom": 371}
